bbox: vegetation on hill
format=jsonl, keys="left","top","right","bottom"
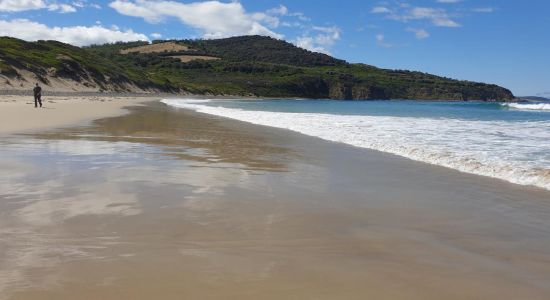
{"left": 179, "top": 36, "right": 346, "bottom": 67}
{"left": 0, "top": 35, "right": 514, "bottom": 100}
{"left": 0, "top": 37, "right": 167, "bottom": 91}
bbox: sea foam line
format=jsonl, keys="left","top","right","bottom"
{"left": 162, "top": 99, "right": 550, "bottom": 191}
{"left": 503, "top": 103, "right": 550, "bottom": 111}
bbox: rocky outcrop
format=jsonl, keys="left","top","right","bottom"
{"left": 328, "top": 82, "right": 353, "bottom": 99}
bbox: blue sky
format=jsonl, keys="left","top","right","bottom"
{"left": 0, "top": 0, "right": 548, "bottom": 96}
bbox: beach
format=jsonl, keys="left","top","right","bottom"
{"left": 1, "top": 98, "right": 550, "bottom": 299}
{"left": 0, "top": 94, "right": 156, "bottom": 135}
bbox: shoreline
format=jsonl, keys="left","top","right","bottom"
{"left": 161, "top": 98, "right": 550, "bottom": 192}
{"left": 1, "top": 101, "right": 550, "bottom": 299}
{"left": 1, "top": 93, "right": 547, "bottom": 193}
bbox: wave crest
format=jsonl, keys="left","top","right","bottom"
{"left": 503, "top": 103, "right": 550, "bottom": 111}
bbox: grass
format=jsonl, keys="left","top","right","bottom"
{"left": 0, "top": 36, "right": 515, "bottom": 100}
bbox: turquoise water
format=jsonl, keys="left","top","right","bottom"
{"left": 162, "top": 99, "right": 550, "bottom": 190}
{"left": 197, "top": 99, "right": 550, "bottom": 121}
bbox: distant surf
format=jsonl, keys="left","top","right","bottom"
{"left": 162, "top": 99, "right": 550, "bottom": 191}
{"left": 503, "top": 103, "right": 550, "bottom": 111}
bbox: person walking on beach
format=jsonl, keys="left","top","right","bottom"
{"left": 33, "top": 83, "right": 42, "bottom": 108}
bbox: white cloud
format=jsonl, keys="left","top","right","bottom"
{"left": 288, "top": 12, "right": 310, "bottom": 22}
{"left": 264, "top": 4, "right": 309, "bottom": 24}
{"left": 266, "top": 5, "right": 310, "bottom": 21}
{"left": 0, "top": 0, "right": 46, "bottom": 12}
{"left": 109, "top": 0, "right": 282, "bottom": 39}
{"left": 71, "top": 0, "right": 85, "bottom": 7}
{"left": 48, "top": 3, "right": 76, "bottom": 13}
{"left": 263, "top": 5, "right": 338, "bottom": 54}
{"left": 371, "top": 4, "right": 461, "bottom": 28}
{"left": 437, "top": 0, "right": 461, "bottom": 3}
{"left": 72, "top": 1, "right": 101, "bottom": 9}
{"left": 150, "top": 32, "right": 162, "bottom": 39}
{"left": 312, "top": 26, "right": 341, "bottom": 46}
{"left": 294, "top": 25, "right": 341, "bottom": 55}
{"left": 281, "top": 21, "right": 303, "bottom": 28}
{"left": 406, "top": 27, "right": 430, "bottom": 39}
{"left": 0, "top": 0, "right": 77, "bottom": 13}
{"left": 371, "top": 6, "right": 391, "bottom": 14}
{"left": 0, "top": 19, "right": 149, "bottom": 46}
{"left": 405, "top": 7, "right": 460, "bottom": 27}
{"left": 294, "top": 36, "right": 326, "bottom": 54}
{"left": 266, "top": 5, "right": 287, "bottom": 16}
{"left": 252, "top": 12, "right": 280, "bottom": 28}
{"left": 375, "top": 34, "right": 394, "bottom": 48}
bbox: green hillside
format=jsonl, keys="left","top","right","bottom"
{"left": 0, "top": 35, "right": 514, "bottom": 100}
{"left": 180, "top": 35, "right": 346, "bottom": 67}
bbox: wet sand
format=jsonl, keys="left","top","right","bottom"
{"left": 1, "top": 102, "right": 550, "bottom": 299}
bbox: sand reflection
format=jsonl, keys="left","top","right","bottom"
{"left": 26, "top": 102, "right": 293, "bottom": 171}
{"left": 0, "top": 103, "right": 296, "bottom": 298}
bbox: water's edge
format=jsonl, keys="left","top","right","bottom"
{"left": 161, "top": 99, "right": 550, "bottom": 191}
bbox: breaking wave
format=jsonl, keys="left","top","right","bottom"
{"left": 162, "top": 99, "right": 550, "bottom": 190}
{"left": 503, "top": 103, "right": 550, "bottom": 111}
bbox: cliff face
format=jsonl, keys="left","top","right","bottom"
{"left": 328, "top": 83, "right": 390, "bottom": 100}
{"left": 278, "top": 75, "right": 513, "bottom": 101}
{"left": 0, "top": 36, "right": 515, "bottom": 101}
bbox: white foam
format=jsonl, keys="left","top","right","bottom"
{"left": 162, "top": 99, "right": 550, "bottom": 190}
{"left": 503, "top": 103, "right": 550, "bottom": 111}
{"left": 171, "top": 99, "right": 214, "bottom": 104}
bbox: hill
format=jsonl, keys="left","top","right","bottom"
{"left": 180, "top": 35, "right": 346, "bottom": 67}
{"left": 0, "top": 37, "right": 169, "bottom": 92}
{"left": 0, "top": 35, "right": 514, "bottom": 100}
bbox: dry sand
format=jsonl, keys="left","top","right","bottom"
{"left": 170, "top": 55, "right": 221, "bottom": 62}
{"left": 120, "top": 41, "right": 190, "bottom": 54}
{"left": 0, "top": 94, "right": 157, "bottom": 135}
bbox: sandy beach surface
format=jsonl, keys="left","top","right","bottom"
{"left": 0, "top": 94, "right": 157, "bottom": 135}
{"left": 1, "top": 99, "right": 550, "bottom": 299}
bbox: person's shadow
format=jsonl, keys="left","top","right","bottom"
{"left": 26, "top": 102, "right": 55, "bottom": 109}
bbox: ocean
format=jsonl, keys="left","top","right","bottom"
{"left": 161, "top": 99, "right": 550, "bottom": 191}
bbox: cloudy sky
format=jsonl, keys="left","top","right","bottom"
{"left": 0, "top": 0, "right": 548, "bottom": 96}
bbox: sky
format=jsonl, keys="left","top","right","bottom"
{"left": 0, "top": 0, "right": 548, "bottom": 96}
